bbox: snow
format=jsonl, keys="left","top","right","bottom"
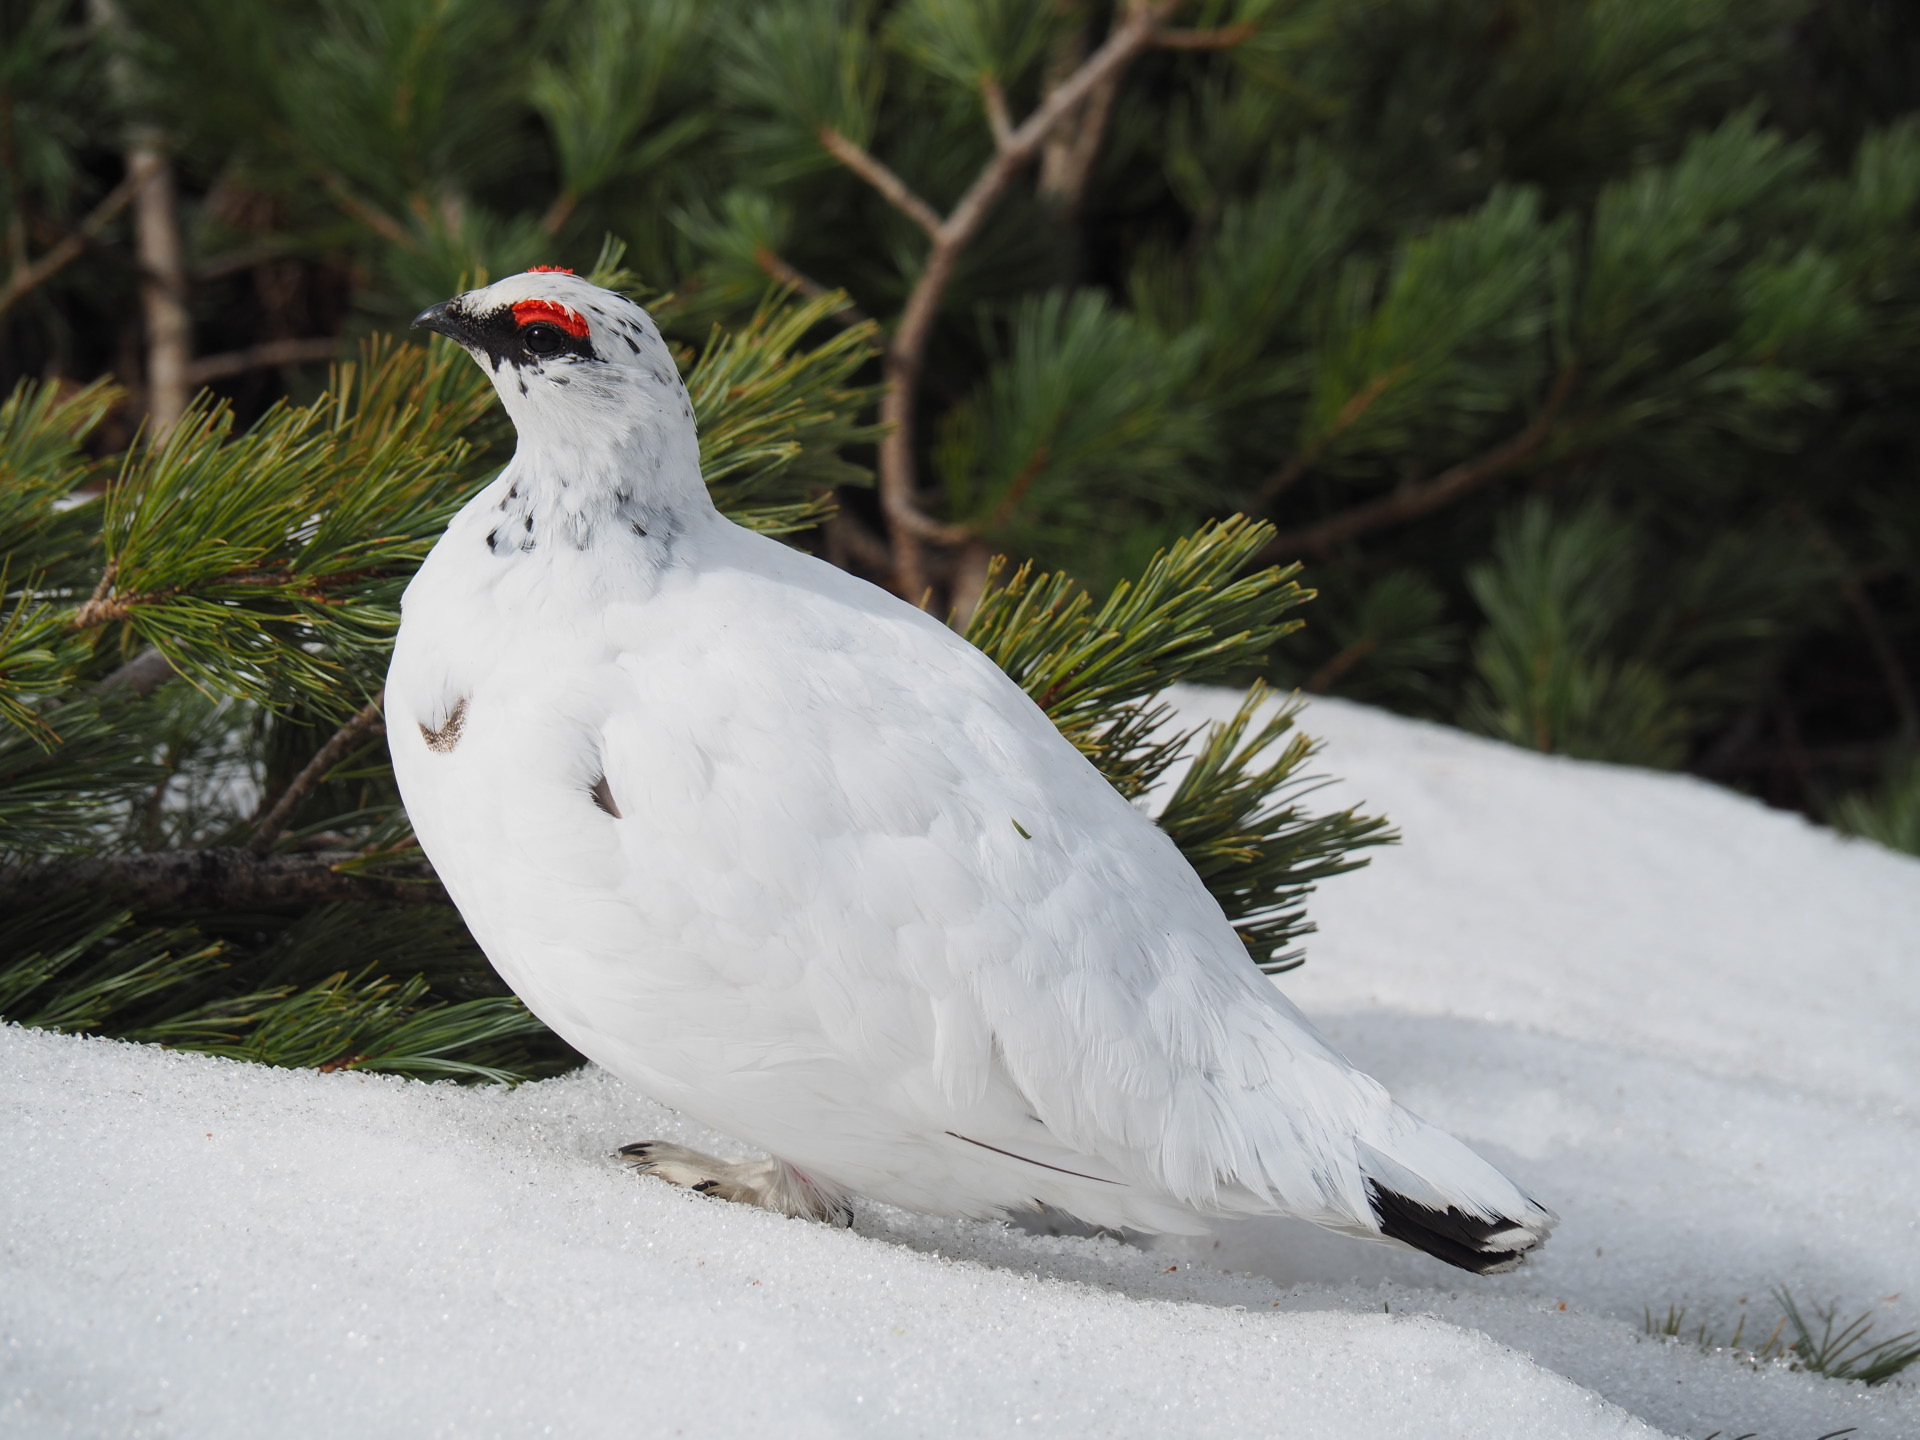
{"left": 5, "top": 690, "right": 1918, "bottom": 1439}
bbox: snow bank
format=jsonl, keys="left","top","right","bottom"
{"left": 5, "top": 691, "right": 1917, "bottom": 1439}
{"left": 1158, "top": 690, "right": 1920, "bottom": 1440}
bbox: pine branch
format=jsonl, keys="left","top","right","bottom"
{"left": 966, "top": 515, "right": 1309, "bottom": 781}
{"left": 1260, "top": 367, "right": 1578, "bottom": 560}
{"left": 4, "top": 848, "right": 450, "bottom": 910}
{"left": 1156, "top": 684, "right": 1396, "bottom": 972}
{"left": 965, "top": 522, "right": 1390, "bottom": 969}
{"left": 249, "top": 694, "right": 385, "bottom": 853}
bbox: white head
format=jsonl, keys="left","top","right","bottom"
{"left": 412, "top": 270, "right": 711, "bottom": 547}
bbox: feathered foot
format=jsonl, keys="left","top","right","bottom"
{"left": 617, "top": 1141, "right": 853, "bottom": 1227}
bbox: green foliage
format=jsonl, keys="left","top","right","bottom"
{"left": 965, "top": 515, "right": 1308, "bottom": 775}
{"left": 720, "top": 0, "right": 887, "bottom": 171}
{"left": 1299, "top": 186, "right": 1558, "bottom": 475}
{"left": 1456, "top": 499, "right": 1826, "bottom": 767}
{"left": 531, "top": 0, "right": 709, "bottom": 210}
{"left": 1280, "top": 569, "right": 1460, "bottom": 707}
{"left": 936, "top": 291, "right": 1214, "bottom": 556}
{"left": 1644, "top": 1287, "right": 1920, "bottom": 1386}
{"left": 889, "top": 0, "right": 1054, "bottom": 92}
{"left": 1831, "top": 752, "right": 1920, "bottom": 856}
{"left": 1462, "top": 501, "right": 1687, "bottom": 766}
{"left": 82, "top": 339, "right": 487, "bottom": 715}
{"left": 681, "top": 290, "right": 884, "bottom": 530}
{"left": 0, "top": 900, "right": 563, "bottom": 1084}
{"left": 0, "top": 699, "right": 158, "bottom": 856}
{"left": 1774, "top": 1286, "right": 1920, "bottom": 1385}
{"left": 1157, "top": 683, "right": 1394, "bottom": 972}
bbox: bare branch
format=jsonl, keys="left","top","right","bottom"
{"left": 818, "top": 128, "right": 945, "bottom": 240}
{"left": 72, "top": 562, "right": 122, "bottom": 629}
{"left": 320, "top": 172, "right": 415, "bottom": 248}
{"left": 751, "top": 248, "right": 874, "bottom": 330}
{"left": 947, "top": 540, "right": 995, "bottom": 630}
{"left": 1039, "top": 67, "right": 1122, "bottom": 215}
{"left": 250, "top": 694, "right": 386, "bottom": 854}
{"left": 980, "top": 74, "right": 1015, "bottom": 150}
{"left": 1303, "top": 636, "right": 1380, "bottom": 695}
{"left": 855, "top": 0, "right": 1185, "bottom": 600}
{"left": 985, "top": 0, "right": 1182, "bottom": 179}
{"left": 192, "top": 242, "right": 298, "bottom": 283}
{"left": 185, "top": 337, "right": 343, "bottom": 386}
{"left": 825, "top": 507, "right": 895, "bottom": 576}
{"left": 1152, "top": 22, "right": 1257, "bottom": 49}
{"left": 2, "top": 847, "right": 449, "bottom": 911}
{"left": 97, "top": 647, "right": 176, "bottom": 697}
{"left": 0, "top": 168, "right": 151, "bottom": 320}
{"left": 1259, "top": 368, "right": 1579, "bottom": 561}
{"left": 539, "top": 188, "right": 580, "bottom": 238}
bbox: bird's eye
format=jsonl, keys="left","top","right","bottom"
{"left": 522, "top": 322, "right": 566, "bottom": 356}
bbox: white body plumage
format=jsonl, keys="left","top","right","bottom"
{"left": 389, "top": 272, "right": 1554, "bottom": 1270}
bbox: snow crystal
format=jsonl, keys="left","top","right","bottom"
{"left": 4, "top": 690, "right": 1916, "bottom": 1440}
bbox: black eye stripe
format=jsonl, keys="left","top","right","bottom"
{"left": 457, "top": 303, "right": 602, "bottom": 368}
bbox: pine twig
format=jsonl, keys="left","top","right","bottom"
{"left": 1152, "top": 23, "right": 1258, "bottom": 48}
{"left": 979, "top": 75, "right": 1015, "bottom": 150}
{"left": 1, "top": 848, "right": 449, "bottom": 911}
{"left": 750, "top": 249, "right": 873, "bottom": 330}
{"left": 319, "top": 171, "right": 415, "bottom": 248}
{"left": 817, "top": 129, "right": 945, "bottom": 239}
{"left": 249, "top": 694, "right": 385, "bottom": 854}
{"left": 1259, "top": 367, "right": 1578, "bottom": 560}
{"left": 0, "top": 167, "right": 155, "bottom": 320}
{"left": 1255, "top": 368, "right": 1409, "bottom": 509}
{"left": 185, "top": 337, "right": 342, "bottom": 386}
{"left": 825, "top": 507, "right": 895, "bottom": 576}
{"left": 539, "top": 188, "right": 580, "bottom": 238}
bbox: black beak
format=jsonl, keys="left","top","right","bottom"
{"left": 411, "top": 300, "right": 468, "bottom": 341}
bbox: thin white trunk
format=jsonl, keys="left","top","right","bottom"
{"left": 91, "top": 0, "right": 192, "bottom": 438}
{"left": 127, "top": 133, "right": 191, "bottom": 436}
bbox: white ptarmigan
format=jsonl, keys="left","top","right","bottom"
{"left": 391, "top": 270, "right": 1555, "bottom": 1272}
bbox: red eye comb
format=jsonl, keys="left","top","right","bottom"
{"left": 527, "top": 265, "right": 574, "bottom": 274}
{"left": 510, "top": 299, "right": 590, "bottom": 338}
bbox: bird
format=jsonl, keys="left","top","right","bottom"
{"left": 391, "top": 269, "right": 1555, "bottom": 1274}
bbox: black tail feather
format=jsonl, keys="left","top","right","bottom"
{"left": 1365, "top": 1180, "right": 1538, "bottom": 1275}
